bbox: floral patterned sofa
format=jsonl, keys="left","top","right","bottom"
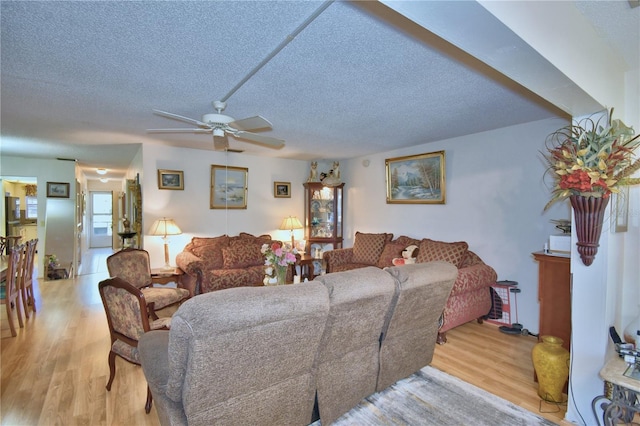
{"left": 176, "top": 233, "right": 275, "bottom": 296}
{"left": 323, "top": 232, "right": 498, "bottom": 343}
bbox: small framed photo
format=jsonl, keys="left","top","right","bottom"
{"left": 210, "top": 165, "right": 248, "bottom": 209}
{"left": 274, "top": 182, "right": 291, "bottom": 198}
{"left": 158, "top": 169, "right": 184, "bottom": 190}
{"left": 385, "top": 150, "right": 446, "bottom": 204}
{"left": 46, "top": 182, "right": 70, "bottom": 198}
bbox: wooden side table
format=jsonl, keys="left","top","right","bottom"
{"left": 297, "top": 254, "right": 318, "bottom": 281}
{"left": 151, "top": 268, "right": 184, "bottom": 286}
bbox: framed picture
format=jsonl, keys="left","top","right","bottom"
{"left": 385, "top": 150, "right": 446, "bottom": 204}
{"left": 46, "top": 182, "right": 70, "bottom": 198}
{"left": 274, "top": 181, "right": 291, "bottom": 198}
{"left": 158, "top": 169, "right": 184, "bottom": 190}
{"left": 210, "top": 165, "right": 248, "bottom": 209}
{"left": 611, "top": 187, "right": 629, "bottom": 233}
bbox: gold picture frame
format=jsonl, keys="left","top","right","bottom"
{"left": 46, "top": 182, "right": 70, "bottom": 198}
{"left": 385, "top": 150, "right": 446, "bottom": 204}
{"left": 157, "top": 169, "right": 184, "bottom": 190}
{"left": 274, "top": 181, "right": 291, "bottom": 198}
{"left": 210, "top": 165, "right": 248, "bottom": 209}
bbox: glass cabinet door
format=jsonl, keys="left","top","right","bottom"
{"left": 304, "top": 182, "right": 344, "bottom": 252}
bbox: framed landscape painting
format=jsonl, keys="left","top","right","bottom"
{"left": 274, "top": 182, "right": 291, "bottom": 198}
{"left": 385, "top": 151, "right": 446, "bottom": 204}
{"left": 46, "top": 182, "right": 70, "bottom": 198}
{"left": 210, "top": 165, "right": 248, "bottom": 209}
{"left": 157, "top": 169, "right": 184, "bottom": 190}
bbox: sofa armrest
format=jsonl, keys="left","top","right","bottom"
{"left": 451, "top": 263, "right": 498, "bottom": 296}
{"left": 176, "top": 250, "right": 204, "bottom": 278}
{"left": 323, "top": 248, "right": 354, "bottom": 273}
{"left": 139, "top": 330, "right": 188, "bottom": 426}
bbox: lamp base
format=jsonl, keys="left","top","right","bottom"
{"left": 161, "top": 264, "right": 174, "bottom": 272}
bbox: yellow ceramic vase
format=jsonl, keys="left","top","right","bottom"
{"left": 531, "top": 335, "right": 569, "bottom": 403}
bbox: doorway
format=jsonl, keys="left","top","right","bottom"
{"left": 90, "top": 191, "right": 112, "bottom": 248}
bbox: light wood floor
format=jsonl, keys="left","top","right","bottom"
{"left": 2, "top": 249, "right": 569, "bottom": 425}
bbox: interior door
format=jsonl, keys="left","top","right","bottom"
{"left": 90, "top": 191, "right": 112, "bottom": 248}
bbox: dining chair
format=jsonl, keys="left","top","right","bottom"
{"left": 0, "top": 236, "right": 6, "bottom": 255}
{"left": 20, "top": 239, "right": 38, "bottom": 318}
{"left": 1, "top": 246, "right": 24, "bottom": 337}
{"left": 99, "top": 276, "right": 171, "bottom": 413}
{"left": 106, "top": 248, "right": 189, "bottom": 319}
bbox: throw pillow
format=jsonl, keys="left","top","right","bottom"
{"left": 394, "top": 235, "right": 420, "bottom": 247}
{"left": 377, "top": 242, "right": 405, "bottom": 268}
{"left": 352, "top": 232, "right": 388, "bottom": 266}
{"left": 190, "top": 235, "right": 227, "bottom": 247}
{"left": 191, "top": 236, "right": 230, "bottom": 269}
{"left": 222, "top": 244, "right": 264, "bottom": 269}
{"left": 416, "top": 238, "right": 469, "bottom": 268}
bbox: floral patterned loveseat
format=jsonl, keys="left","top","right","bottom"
{"left": 176, "top": 233, "right": 275, "bottom": 296}
{"left": 323, "top": 232, "right": 498, "bottom": 343}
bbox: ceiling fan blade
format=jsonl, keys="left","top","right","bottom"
{"left": 234, "top": 131, "right": 284, "bottom": 148}
{"left": 153, "top": 109, "right": 210, "bottom": 128}
{"left": 229, "top": 115, "right": 273, "bottom": 132}
{"left": 147, "top": 128, "right": 213, "bottom": 134}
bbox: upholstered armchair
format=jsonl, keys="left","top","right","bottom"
{"left": 107, "top": 248, "right": 189, "bottom": 318}
{"left": 99, "top": 277, "right": 171, "bottom": 413}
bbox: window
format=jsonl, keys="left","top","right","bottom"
{"left": 26, "top": 196, "right": 37, "bottom": 219}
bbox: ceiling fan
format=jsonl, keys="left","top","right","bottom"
{"left": 147, "top": 101, "right": 285, "bottom": 151}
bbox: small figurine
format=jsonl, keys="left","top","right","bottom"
{"left": 332, "top": 161, "right": 340, "bottom": 179}
{"left": 122, "top": 216, "right": 131, "bottom": 232}
{"left": 308, "top": 161, "right": 318, "bottom": 182}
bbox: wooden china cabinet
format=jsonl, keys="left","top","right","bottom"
{"left": 303, "top": 182, "right": 344, "bottom": 254}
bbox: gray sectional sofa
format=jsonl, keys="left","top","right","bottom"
{"left": 138, "top": 262, "right": 458, "bottom": 426}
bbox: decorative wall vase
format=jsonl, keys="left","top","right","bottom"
{"left": 531, "top": 335, "right": 570, "bottom": 403}
{"left": 570, "top": 195, "right": 609, "bottom": 266}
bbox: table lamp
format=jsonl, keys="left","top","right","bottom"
{"left": 148, "top": 217, "right": 182, "bottom": 270}
{"left": 279, "top": 215, "right": 303, "bottom": 248}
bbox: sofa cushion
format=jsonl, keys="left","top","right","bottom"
{"left": 377, "top": 242, "right": 405, "bottom": 268}
{"left": 190, "top": 235, "right": 228, "bottom": 247}
{"left": 222, "top": 244, "right": 264, "bottom": 269}
{"left": 416, "top": 238, "right": 468, "bottom": 268}
{"left": 191, "top": 236, "right": 230, "bottom": 270}
{"left": 352, "top": 232, "right": 389, "bottom": 266}
{"left": 394, "top": 235, "right": 421, "bottom": 247}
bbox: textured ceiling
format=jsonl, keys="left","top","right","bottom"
{"left": 1, "top": 1, "right": 637, "bottom": 181}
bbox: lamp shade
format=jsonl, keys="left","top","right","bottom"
{"left": 279, "top": 216, "right": 303, "bottom": 231}
{"left": 148, "top": 218, "right": 182, "bottom": 237}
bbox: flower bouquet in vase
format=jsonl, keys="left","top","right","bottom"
{"left": 544, "top": 108, "right": 640, "bottom": 265}
{"left": 261, "top": 242, "right": 298, "bottom": 285}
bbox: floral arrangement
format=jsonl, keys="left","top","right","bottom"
{"left": 261, "top": 242, "right": 298, "bottom": 285}
{"left": 48, "top": 254, "right": 59, "bottom": 268}
{"left": 544, "top": 108, "right": 640, "bottom": 210}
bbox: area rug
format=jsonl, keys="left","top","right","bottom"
{"left": 328, "top": 366, "right": 557, "bottom": 425}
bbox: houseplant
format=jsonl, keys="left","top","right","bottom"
{"left": 544, "top": 108, "right": 640, "bottom": 265}
{"left": 261, "top": 242, "right": 297, "bottom": 285}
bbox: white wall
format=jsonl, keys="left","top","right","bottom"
{"left": 0, "top": 156, "right": 76, "bottom": 277}
{"left": 139, "top": 144, "right": 309, "bottom": 269}
{"left": 342, "top": 117, "right": 569, "bottom": 335}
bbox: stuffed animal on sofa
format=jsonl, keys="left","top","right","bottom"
{"left": 392, "top": 245, "right": 419, "bottom": 266}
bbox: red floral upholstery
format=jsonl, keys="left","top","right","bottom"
{"left": 177, "top": 233, "right": 288, "bottom": 295}
{"left": 323, "top": 234, "right": 497, "bottom": 341}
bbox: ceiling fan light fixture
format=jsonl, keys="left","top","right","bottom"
{"left": 97, "top": 168, "right": 107, "bottom": 175}
{"left": 213, "top": 128, "right": 225, "bottom": 137}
